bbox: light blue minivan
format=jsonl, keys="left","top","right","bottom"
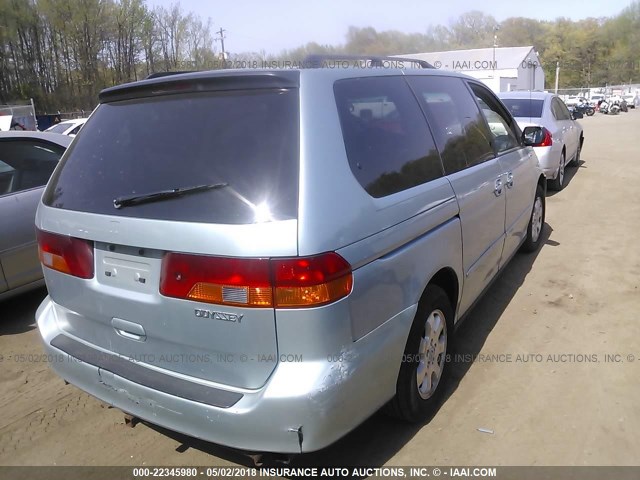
{"left": 35, "top": 56, "right": 546, "bottom": 455}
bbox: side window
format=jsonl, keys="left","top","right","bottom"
{"left": 406, "top": 76, "right": 495, "bottom": 175}
{"left": 0, "top": 159, "right": 16, "bottom": 195}
{"left": 469, "top": 83, "right": 520, "bottom": 154}
{"left": 550, "top": 99, "right": 559, "bottom": 120}
{"left": 0, "top": 140, "right": 64, "bottom": 195}
{"left": 558, "top": 100, "right": 573, "bottom": 120}
{"left": 69, "top": 125, "right": 82, "bottom": 136}
{"left": 551, "top": 98, "right": 570, "bottom": 120}
{"left": 334, "top": 76, "right": 444, "bottom": 198}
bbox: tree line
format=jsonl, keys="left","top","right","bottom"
{"left": 1, "top": 0, "right": 638, "bottom": 113}
{"left": 279, "top": 4, "right": 640, "bottom": 91}
{"left": 0, "top": 0, "right": 217, "bottom": 111}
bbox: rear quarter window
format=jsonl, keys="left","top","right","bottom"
{"left": 334, "top": 76, "right": 444, "bottom": 198}
{"left": 44, "top": 89, "right": 299, "bottom": 224}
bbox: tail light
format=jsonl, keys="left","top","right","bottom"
{"left": 534, "top": 127, "right": 553, "bottom": 147}
{"left": 37, "top": 229, "right": 94, "bottom": 279}
{"left": 160, "top": 252, "right": 353, "bottom": 308}
{"left": 160, "top": 254, "right": 272, "bottom": 307}
{"left": 272, "top": 254, "right": 352, "bottom": 307}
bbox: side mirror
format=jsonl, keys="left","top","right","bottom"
{"left": 522, "top": 126, "right": 544, "bottom": 146}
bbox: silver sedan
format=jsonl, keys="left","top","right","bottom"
{"left": 498, "top": 91, "right": 584, "bottom": 191}
{"left": 0, "top": 131, "right": 71, "bottom": 301}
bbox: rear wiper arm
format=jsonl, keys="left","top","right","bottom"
{"left": 113, "top": 183, "right": 229, "bottom": 209}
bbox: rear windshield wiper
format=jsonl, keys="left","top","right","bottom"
{"left": 113, "top": 183, "right": 229, "bottom": 209}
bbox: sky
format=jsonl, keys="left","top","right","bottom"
{"left": 146, "top": 0, "right": 635, "bottom": 54}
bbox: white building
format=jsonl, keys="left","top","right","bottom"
{"left": 397, "top": 46, "right": 545, "bottom": 93}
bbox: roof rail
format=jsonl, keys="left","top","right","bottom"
{"left": 145, "top": 71, "right": 197, "bottom": 80}
{"left": 302, "top": 54, "right": 434, "bottom": 69}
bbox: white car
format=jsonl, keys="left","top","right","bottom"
{"left": 498, "top": 92, "right": 584, "bottom": 191}
{"left": 564, "top": 96, "right": 582, "bottom": 106}
{"left": 622, "top": 94, "right": 637, "bottom": 109}
{"left": 45, "top": 118, "right": 87, "bottom": 136}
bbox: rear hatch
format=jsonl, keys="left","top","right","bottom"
{"left": 38, "top": 72, "right": 300, "bottom": 389}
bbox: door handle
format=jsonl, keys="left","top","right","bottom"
{"left": 506, "top": 172, "right": 514, "bottom": 189}
{"left": 115, "top": 329, "right": 146, "bottom": 341}
{"left": 494, "top": 178, "right": 503, "bottom": 197}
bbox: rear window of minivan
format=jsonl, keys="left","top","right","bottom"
{"left": 44, "top": 89, "right": 299, "bottom": 224}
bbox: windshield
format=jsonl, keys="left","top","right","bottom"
{"left": 499, "top": 98, "right": 545, "bottom": 118}
{"left": 44, "top": 89, "right": 300, "bottom": 224}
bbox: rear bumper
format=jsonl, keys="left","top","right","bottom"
{"left": 36, "top": 296, "right": 414, "bottom": 453}
{"left": 532, "top": 146, "right": 557, "bottom": 179}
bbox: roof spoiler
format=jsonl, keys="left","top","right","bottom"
{"left": 302, "top": 54, "right": 434, "bottom": 69}
{"left": 99, "top": 71, "right": 301, "bottom": 103}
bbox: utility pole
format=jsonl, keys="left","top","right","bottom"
{"left": 492, "top": 25, "right": 499, "bottom": 79}
{"left": 554, "top": 61, "right": 560, "bottom": 94}
{"left": 216, "top": 28, "right": 227, "bottom": 60}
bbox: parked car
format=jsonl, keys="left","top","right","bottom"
{"left": 44, "top": 118, "right": 87, "bottom": 136}
{"left": 564, "top": 96, "right": 588, "bottom": 107}
{"left": 498, "top": 91, "right": 584, "bottom": 191}
{"left": 622, "top": 94, "right": 637, "bottom": 109}
{"left": 0, "top": 131, "right": 72, "bottom": 301}
{"left": 35, "top": 58, "right": 546, "bottom": 455}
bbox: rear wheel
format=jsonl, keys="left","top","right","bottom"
{"left": 521, "top": 184, "right": 546, "bottom": 253}
{"left": 549, "top": 152, "right": 566, "bottom": 191}
{"left": 386, "top": 285, "right": 453, "bottom": 423}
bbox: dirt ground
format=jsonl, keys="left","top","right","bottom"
{"left": 1, "top": 110, "right": 639, "bottom": 468}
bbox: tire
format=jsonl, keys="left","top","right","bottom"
{"left": 521, "top": 184, "right": 546, "bottom": 253}
{"left": 549, "top": 151, "right": 566, "bottom": 191}
{"left": 572, "top": 137, "right": 583, "bottom": 167}
{"left": 586, "top": 108, "right": 595, "bottom": 116}
{"left": 386, "top": 285, "right": 453, "bottom": 423}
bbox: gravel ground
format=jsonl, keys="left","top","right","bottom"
{"left": 1, "top": 110, "right": 639, "bottom": 467}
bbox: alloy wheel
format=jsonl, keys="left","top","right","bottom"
{"left": 416, "top": 309, "right": 447, "bottom": 400}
